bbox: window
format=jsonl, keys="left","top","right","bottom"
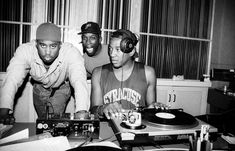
{"left": 0, "top": 0, "right": 100, "bottom": 72}
{"left": 0, "top": 0, "right": 31, "bottom": 71}
{"left": 97, "top": 0, "right": 214, "bottom": 79}
{"left": 0, "top": 0, "right": 214, "bottom": 80}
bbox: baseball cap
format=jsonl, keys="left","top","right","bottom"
{"left": 78, "top": 22, "right": 101, "bottom": 35}
{"left": 36, "top": 22, "right": 61, "bottom": 42}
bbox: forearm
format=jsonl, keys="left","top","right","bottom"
{"left": 73, "top": 81, "right": 90, "bottom": 112}
{"left": 90, "top": 105, "right": 104, "bottom": 115}
{"left": 1, "top": 47, "right": 30, "bottom": 109}
{"left": 0, "top": 79, "right": 20, "bottom": 110}
{"left": 0, "top": 71, "right": 28, "bottom": 110}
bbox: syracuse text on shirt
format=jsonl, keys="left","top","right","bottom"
{"left": 103, "top": 88, "right": 141, "bottom": 107}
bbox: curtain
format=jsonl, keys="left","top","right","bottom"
{"left": 139, "top": 0, "right": 213, "bottom": 79}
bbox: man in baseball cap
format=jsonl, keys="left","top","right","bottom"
{"left": 0, "top": 22, "right": 89, "bottom": 123}
{"left": 78, "top": 22, "right": 110, "bottom": 79}
{"left": 78, "top": 22, "right": 101, "bottom": 35}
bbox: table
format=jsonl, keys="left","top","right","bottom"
{"left": 1, "top": 122, "right": 119, "bottom": 149}
{"left": 2, "top": 121, "right": 233, "bottom": 151}
{"left": 4, "top": 123, "right": 36, "bottom": 137}
{"left": 109, "top": 116, "right": 219, "bottom": 151}
{"left": 207, "top": 88, "right": 235, "bottom": 113}
{"left": 208, "top": 88, "right": 235, "bottom": 113}
{"left": 207, "top": 88, "right": 235, "bottom": 135}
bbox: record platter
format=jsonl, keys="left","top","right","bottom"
{"left": 110, "top": 108, "right": 218, "bottom": 141}
{"left": 142, "top": 108, "right": 199, "bottom": 130}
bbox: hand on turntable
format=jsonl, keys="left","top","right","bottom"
{"left": 148, "top": 102, "right": 170, "bottom": 110}
{"left": 103, "top": 102, "right": 125, "bottom": 119}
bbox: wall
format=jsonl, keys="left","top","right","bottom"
{"left": 210, "top": 0, "right": 235, "bottom": 89}
{"left": 211, "top": 0, "right": 235, "bottom": 69}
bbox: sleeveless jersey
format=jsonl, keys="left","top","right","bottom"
{"left": 100, "top": 62, "right": 148, "bottom": 109}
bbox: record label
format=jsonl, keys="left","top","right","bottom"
{"left": 155, "top": 112, "right": 175, "bottom": 119}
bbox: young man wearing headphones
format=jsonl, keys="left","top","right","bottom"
{"left": 90, "top": 29, "right": 156, "bottom": 119}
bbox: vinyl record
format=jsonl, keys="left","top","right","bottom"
{"left": 142, "top": 108, "right": 198, "bottom": 129}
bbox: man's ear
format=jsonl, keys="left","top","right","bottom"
{"left": 99, "top": 36, "right": 102, "bottom": 43}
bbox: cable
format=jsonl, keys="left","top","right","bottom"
{"left": 119, "top": 52, "right": 125, "bottom": 105}
{"left": 111, "top": 139, "right": 118, "bottom": 143}
{"left": 46, "top": 101, "right": 55, "bottom": 114}
{"left": 76, "top": 135, "right": 93, "bottom": 148}
{"left": 44, "top": 101, "right": 55, "bottom": 119}
{"left": 98, "top": 131, "right": 136, "bottom": 142}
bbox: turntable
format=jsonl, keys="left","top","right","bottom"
{"left": 142, "top": 108, "right": 199, "bottom": 130}
{"left": 109, "top": 108, "right": 218, "bottom": 148}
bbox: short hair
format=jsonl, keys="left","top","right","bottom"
{"left": 111, "top": 29, "right": 138, "bottom": 46}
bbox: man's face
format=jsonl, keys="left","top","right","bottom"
{"left": 108, "top": 38, "right": 131, "bottom": 68}
{"left": 82, "top": 33, "right": 100, "bottom": 56}
{"left": 36, "top": 40, "right": 61, "bottom": 65}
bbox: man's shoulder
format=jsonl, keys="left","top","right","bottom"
{"left": 19, "top": 40, "right": 36, "bottom": 48}
{"left": 144, "top": 65, "right": 155, "bottom": 74}
{"left": 92, "top": 63, "right": 112, "bottom": 81}
{"left": 134, "top": 62, "right": 155, "bottom": 79}
{"left": 16, "top": 41, "right": 37, "bottom": 54}
{"left": 143, "top": 64, "right": 156, "bottom": 82}
{"left": 61, "top": 42, "right": 77, "bottom": 50}
{"left": 102, "top": 63, "right": 112, "bottom": 69}
{"left": 92, "top": 66, "right": 102, "bottom": 77}
{"left": 60, "top": 42, "right": 82, "bottom": 56}
{"left": 93, "top": 63, "right": 111, "bottom": 73}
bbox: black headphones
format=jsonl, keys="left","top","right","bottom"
{"left": 114, "top": 29, "right": 138, "bottom": 53}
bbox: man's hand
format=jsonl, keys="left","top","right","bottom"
{"left": 148, "top": 102, "right": 170, "bottom": 110}
{"left": 0, "top": 108, "right": 15, "bottom": 124}
{"left": 74, "top": 110, "right": 89, "bottom": 119}
{"left": 103, "top": 102, "right": 124, "bottom": 120}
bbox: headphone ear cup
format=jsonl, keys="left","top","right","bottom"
{"left": 120, "top": 37, "right": 134, "bottom": 53}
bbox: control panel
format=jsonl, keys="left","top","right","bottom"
{"left": 36, "top": 114, "right": 100, "bottom": 139}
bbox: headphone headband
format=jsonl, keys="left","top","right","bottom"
{"left": 113, "top": 29, "right": 138, "bottom": 53}
{"left": 116, "top": 29, "right": 138, "bottom": 46}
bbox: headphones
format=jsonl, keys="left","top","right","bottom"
{"left": 115, "top": 29, "right": 138, "bottom": 53}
